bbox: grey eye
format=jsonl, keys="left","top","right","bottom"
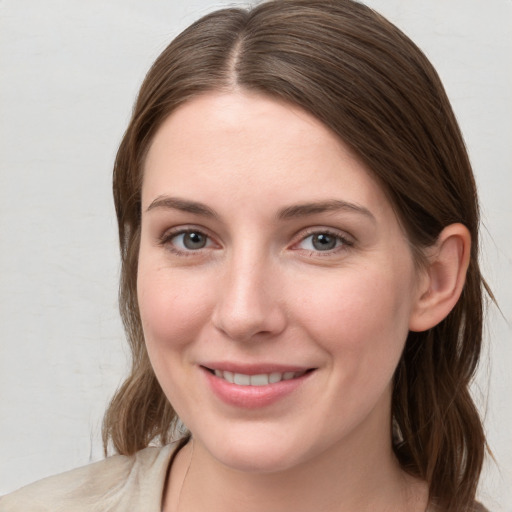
{"left": 311, "top": 233, "right": 338, "bottom": 251}
{"left": 171, "top": 231, "right": 209, "bottom": 250}
{"left": 183, "top": 231, "right": 207, "bottom": 249}
{"left": 295, "top": 231, "right": 350, "bottom": 253}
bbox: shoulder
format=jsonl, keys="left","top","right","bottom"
{"left": 0, "top": 444, "right": 176, "bottom": 512}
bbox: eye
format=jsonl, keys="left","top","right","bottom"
{"left": 295, "top": 231, "right": 351, "bottom": 252}
{"left": 162, "top": 229, "right": 215, "bottom": 253}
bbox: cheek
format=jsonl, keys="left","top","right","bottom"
{"left": 137, "top": 264, "right": 213, "bottom": 350}
{"left": 293, "top": 266, "right": 416, "bottom": 430}
{"left": 293, "top": 265, "right": 415, "bottom": 360}
{"left": 136, "top": 263, "right": 218, "bottom": 413}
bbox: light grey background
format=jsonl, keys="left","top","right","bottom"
{"left": 1, "top": 0, "right": 511, "bottom": 509}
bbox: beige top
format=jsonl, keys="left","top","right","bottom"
{"left": 0, "top": 443, "right": 490, "bottom": 512}
{"left": 0, "top": 444, "right": 176, "bottom": 512}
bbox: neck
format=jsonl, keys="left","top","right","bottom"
{"left": 164, "top": 424, "right": 428, "bottom": 512}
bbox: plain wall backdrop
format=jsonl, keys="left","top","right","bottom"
{"left": 1, "top": 0, "right": 511, "bottom": 509}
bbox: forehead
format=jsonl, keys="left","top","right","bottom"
{"left": 142, "top": 91, "right": 393, "bottom": 220}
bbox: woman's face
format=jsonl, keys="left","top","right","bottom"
{"left": 138, "top": 91, "right": 425, "bottom": 473}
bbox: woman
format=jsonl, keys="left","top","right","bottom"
{"left": 1, "top": 1, "right": 492, "bottom": 511}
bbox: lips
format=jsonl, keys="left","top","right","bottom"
{"left": 201, "top": 364, "right": 315, "bottom": 408}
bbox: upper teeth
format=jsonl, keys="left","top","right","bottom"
{"left": 213, "top": 370, "right": 302, "bottom": 386}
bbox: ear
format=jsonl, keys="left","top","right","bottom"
{"left": 409, "top": 223, "right": 471, "bottom": 332}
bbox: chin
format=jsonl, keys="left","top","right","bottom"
{"left": 214, "top": 442, "right": 303, "bottom": 474}
{"left": 192, "top": 420, "right": 321, "bottom": 475}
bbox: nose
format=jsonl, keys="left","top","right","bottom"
{"left": 211, "top": 253, "right": 287, "bottom": 342}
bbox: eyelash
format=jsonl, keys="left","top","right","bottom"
{"left": 158, "top": 228, "right": 215, "bottom": 257}
{"left": 293, "top": 228, "right": 353, "bottom": 256}
{"left": 158, "top": 227, "right": 354, "bottom": 257}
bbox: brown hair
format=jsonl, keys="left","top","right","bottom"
{"left": 104, "top": 1, "right": 488, "bottom": 510}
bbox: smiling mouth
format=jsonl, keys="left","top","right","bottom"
{"left": 203, "top": 367, "right": 314, "bottom": 386}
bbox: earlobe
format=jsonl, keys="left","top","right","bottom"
{"left": 409, "top": 223, "right": 471, "bottom": 332}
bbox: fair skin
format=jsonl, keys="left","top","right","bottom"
{"left": 137, "top": 91, "right": 470, "bottom": 512}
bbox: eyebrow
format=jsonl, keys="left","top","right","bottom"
{"left": 277, "top": 200, "right": 376, "bottom": 223}
{"left": 146, "top": 196, "right": 375, "bottom": 223}
{"left": 146, "top": 196, "right": 218, "bottom": 218}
